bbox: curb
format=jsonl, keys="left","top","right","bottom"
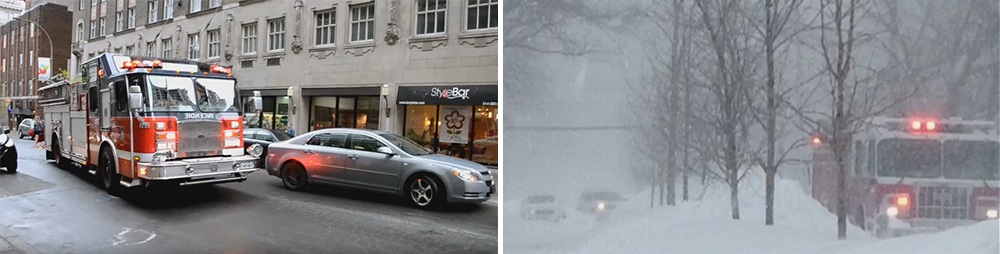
{"left": 0, "top": 227, "right": 41, "bottom": 254}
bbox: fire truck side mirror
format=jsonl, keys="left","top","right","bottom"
{"left": 128, "top": 85, "right": 143, "bottom": 111}
{"left": 252, "top": 91, "right": 263, "bottom": 112}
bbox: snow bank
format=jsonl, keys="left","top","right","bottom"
{"left": 812, "top": 220, "right": 1000, "bottom": 254}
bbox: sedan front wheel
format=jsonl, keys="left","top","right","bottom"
{"left": 408, "top": 174, "right": 442, "bottom": 208}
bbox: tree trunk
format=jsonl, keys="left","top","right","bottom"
{"left": 730, "top": 167, "right": 741, "bottom": 220}
{"left": 764, "top": 0, "right": 778, "bottom": 226}
{"left": 651, "top": 182, "right": 656, "bottom": 209}
{"left": 765, "top": 167, "right": 776, "bottom": 225}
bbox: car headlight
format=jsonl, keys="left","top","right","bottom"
{"left": 247, "top": 144, "right": 263, "bottom": 158}
{"left": 886, "top": 207, "right": 899, "bottom": 217}
{"left": 987, "top": 209, "right": 998, "bottom": 219}
{"left": 597, "top": 202, "right": 606, "bottom": 210}
{"left": 450, "top": 168, "right": 479, "bottom": 182}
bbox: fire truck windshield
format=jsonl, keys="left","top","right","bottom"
{"left": 943, "top": 140, "right": 1000, "bottom": 180}
{"left": 137, "top": 75, "right": 239, "bottom": 113}
{"left": 877, "top": 138, "right": 1000, "bottom": 180}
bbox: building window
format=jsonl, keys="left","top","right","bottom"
{"left": 114, "top": 47, "right": 121, "bottom": 54}
{"left": 187, "top": 34, "right": 200, "bottom": 59}
{"left": 241, "top": 23, "right": 257, "bottom": 54}
{"left": 28, "top": 51, "right": 32, "bottom": 67}
{"left": 147, "top": 41, "right": 156, "bottom": 57}
{"left": 265, "top": 57, "right": 280, "bottom": 66}
{"left": 314, "top": 10, "right": 335, "bottom": 46}
{"left": 349, "top": 4, "right": 375, "bottom": 42}
{"left": 99, "top": 17, "right": 107, "bottom": 36}
{"left": 116, "top": 11, "right": 124, "bottom": 32}
{"left": 207, "top": 30, "right": 220, "bottom": 58}
{"left": 191, "top": 0, "right": 202, "bottom": 13}
{"left": 29, "top": 24, "right": 34, "bottom": 38}
{"left": 416, "top": 0, "right": 446, "bottom": 35}
{"left": 210, "top": 0, "right": 221, "bottom": 8}
{"left": 126, "top": 45, "right": 134, "bottom": 55}
{"left": 128, "top": 7, "right": 136, "bottom": 28}
{"left": 165, "top": 0, "right": 174, "bottom": 18}
{"left": 79, "top": 0, "right": 85, "bottom": 10}
{"left": 239, "top": 60, "right": 253, "bottom": 68}
{"left": 267, "top": 18, "right": 285, "bottom": 51}
{"left": 162, "top": 38, "right": 172, "bottom": 59}
{"left": 91, "top": 0, "right": 96, "bottom": 6}
{"left": 89, "top": 20, "right": 96, "bottom": 38}
{"left": 148, "top": 1, "right": 158, "bottom": 23}
{"left": 77, "top": 23, "right": 84, "bottom": 41}
{"left": 466, "top": 0, "right": 497, "bottom": 30}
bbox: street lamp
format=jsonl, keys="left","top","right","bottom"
{"left": 12, "top": 17, "right": 53, "bottom": 78}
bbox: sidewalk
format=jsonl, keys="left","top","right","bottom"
{"left": 0, "top": 227, "right": 41, "bottom": 254}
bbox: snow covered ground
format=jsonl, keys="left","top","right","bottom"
{"left": 503, "top": 169, "right": 1000, "bottom": 254}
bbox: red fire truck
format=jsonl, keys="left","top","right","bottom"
{"left": 811, "top": 116, "right": 1000, "bottom": 238}
{"left": 39, "top": 53, "right": 265, "bottom": 195}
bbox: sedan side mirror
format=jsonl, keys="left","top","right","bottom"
{"left": 377, "top": 146, "right": 396, "bottom": 155}
{"left": 128, "top": 85, "right": 143, "bottom": 111}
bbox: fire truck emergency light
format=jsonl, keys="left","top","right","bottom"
{"left": 909, "top": 119, "right": 938, "bottom": 132}
{"left": 122, "top": 59, "right": 163, "bottom": 69}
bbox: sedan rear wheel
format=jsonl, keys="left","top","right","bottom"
{"left": 408, "top": 175, "right": 442, "bottom": 208}
{"left": 281, "top": 162, "right": 308, "bottom": 191}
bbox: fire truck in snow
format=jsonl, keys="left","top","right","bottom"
{"left": 39, "top": 53, "right": 265, "bottom": 195}
{"left": 810, "top": 116, "right": 1000, "bottom": 238}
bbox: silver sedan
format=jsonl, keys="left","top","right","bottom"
{"left": 264, "top": 128, "right": 495, "bottom": 208}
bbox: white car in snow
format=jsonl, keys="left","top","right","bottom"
{"left": 520, "top": 194, "right": 568, "bottom": 222}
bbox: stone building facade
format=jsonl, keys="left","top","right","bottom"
{"left": 72, "top": 0, "right": 498, "bottom": 165}
{"left": 0, "top": 2, "right": 72, "bottom": 127}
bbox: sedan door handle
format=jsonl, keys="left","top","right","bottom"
{"left": 348, "top": 154, "right": 359, "bottom": 160}
{"left": 304, "top": 149, "right": 315, "bottom": 154}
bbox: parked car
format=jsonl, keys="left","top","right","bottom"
{"left": 472, "top": 136, "right": 498, "bottom": 164}
{"left": 520, "top": 194, "right": 567, "bottom": 222}
{"left": 264, "top": 128, "right": 495, "bottom": 208}
{"left": 577, "top": 189, "right": 627, "bottom": 219}
{"left": 243, "top": 128, "right": 293, "bottom": 168}
{"left": 17, "top": 118, "right": 40, "bottom": 139}
{"left": 0, "top": 126, "right": 18, "bottom": 173}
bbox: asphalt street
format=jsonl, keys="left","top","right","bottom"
{"left": 0, "top": 138, "right": 498, "bottom": 254}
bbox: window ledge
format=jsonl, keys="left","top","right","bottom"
{"left": 458, "top": 30, "right": 498, "bottom": 39}
{"left": 263, "top": 51, "right": 286, "bottom": 58}
{"left": 237, "top": 54, "right": 257, "bottom": 60}
{"left": 409, "top": 34, "right": 447, "bottom": 43}
{"left": 308, "top": 46, "right": 337, "bottom": 52}
{"left": 344, "top": 41, "right": 375, "bottom": 49}
{"left": 187, "top": 7, "right": 221, "bottom": 18}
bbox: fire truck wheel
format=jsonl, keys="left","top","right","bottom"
{"left": 100, "top": 149, "right": 124, "bottom": 196}
{"left": 281, "top": 162, "right": 309, "bottom": 191}
{"left": 52, "top": 141, "right": 65, "bottom": 169}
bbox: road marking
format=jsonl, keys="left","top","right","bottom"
{"left": 110, "top": 227, "right": 156, "bottom": 247}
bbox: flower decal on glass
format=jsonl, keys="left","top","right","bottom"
{"left": 445, "top": 110, "right": 466, "bottom": 130}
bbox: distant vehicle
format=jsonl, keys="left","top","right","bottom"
{"left": 17, "top": 118, "right": 40, "bottom": 139}
{"left": 577, "top": 189, "right": 627, "bottom": 219}
{"left": 810, "top": 116, "right": 1000, "bottom": 238}
{"left": 520, "top": 194, "right": 567, "bottom": 221}
{"left": 264, "top": 128, "right": 496, "bottom": 208}
{"left": 472, "top": 136, "right": 498, "bottom": 164}
{"left": 0, "top": 126, "right": 18, "bottom": 173}
{"left": 243, "top": 128, "right": 293, "bottom": 168}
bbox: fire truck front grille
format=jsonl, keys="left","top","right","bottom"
{"left": 177, "top": 121, "right": 223, "bottom": 157}
{"left": 915, "top": 186, "right": 970, "bottom": 220}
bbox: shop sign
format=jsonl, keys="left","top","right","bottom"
{"left": 439, "top": 105, "right": 471, "bottom": 143}
{"left": 397, "top": 85, "right": 497, "bottom": 106}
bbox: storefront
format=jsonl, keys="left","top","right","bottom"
{"left": 305, "top": 87, "right": 382, "bottom": 131}
{"left": 397, "top": 85, "right": 498, "bottom": 166}
{"left": 240, "top": 89, "right": 292, "bottom": 132}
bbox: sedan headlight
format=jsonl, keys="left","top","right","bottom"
{"left": 450, "top": 168, "right": 479, "bottom": 182}
{"left": 597, "top": 202, "right": 606, "bottom": 210}
{"left": 247, "top": 144, "right": 264, "bottom": 158}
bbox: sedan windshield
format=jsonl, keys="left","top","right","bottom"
{"left": 378, "top": 133, "right": 431, "bottom": 156}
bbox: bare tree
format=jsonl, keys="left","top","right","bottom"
{"left": 694, "top": 0, "right": 760, "bottom": 220}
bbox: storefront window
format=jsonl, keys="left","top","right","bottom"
{"left": 472, "top": 106, "right": 498, "bottom": 165}
{"left": 308, "top": 95, "right": 381, "bottom": 131}
{"left": 357, "top": 96, "right": 379, "bottom": 130}
{"left": 241, "top": 96, "right": 289, "bottom": 131}
{"left": 311, "top": 97, "right": 337, "bottom": 131}
{"left": 274, "top": 97, "right": 290, "bottom": 131}
{"left": 404, "top": 105, "right": 437, "bottom": 148}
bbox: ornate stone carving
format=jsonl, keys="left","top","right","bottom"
{"left": 384, "top": 0, "right": 400, "bottom": 45}
{"left": 175, "top": 25, "right": 183, "bottom": 57}
{"left": 225, "top": 13, "right": 234, "bottom": 60}
{"left": 291, "top": 0, "right": 304, "bottom": 54}
{"left": 71, "top": 42, "right": 83, "bottom": 59}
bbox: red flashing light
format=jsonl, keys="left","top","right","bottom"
{"left": 122, "top": 59, "right": 163, "bottom": 69}
{"left": 910, "top": 121, "right": 922, "bottom": 130}
{"left": 926, "top": 121, "right": 936, "bottom": 130}
{"left": 210, "top": 65, "right": 232, "bottom": 74}
{"left": 97, "top": 69, "right": 105, "bottom": 77}
{"left": 896, "top": 195, "right": 909, "bottom": 206}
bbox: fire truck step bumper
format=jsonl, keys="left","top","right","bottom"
{"left": 135, "top": 156, "right": 260, "bottom": 182}
{"left": 178, "top": 176, "right": 247, "bottom": 186}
